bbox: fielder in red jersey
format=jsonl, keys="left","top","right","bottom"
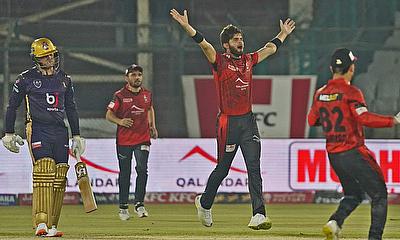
{"left": 106, "top": 64, "right": 158, "bottom": 220}
{"left": 308, "top": 48, "right": 400, "bottom": 240}
{"left": 171, "top": 8, "right": 295, "bottom": 229}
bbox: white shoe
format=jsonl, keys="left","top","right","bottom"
{"left": 135, "top": 206, "right": 149, "bottom": 218}
{"left": 118, "top": 209, "right": 130, "bottom": 221}
{"left": 46, "top": 225, "right": 64, "bottom": 237}
{"left": 195, "top": 195, "right": 212, "bottom": 227}
{"left": 248, "top": 213, "right": 272, "bottom": 230}
{"left": 35, "top": 223, "right": 48, "bottom": 236}
{"left": 322, "top": 220, "right": 340, "bottom": 240}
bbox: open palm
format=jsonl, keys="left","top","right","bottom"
{"left": 280, "top": 18, "right": 296, "bottom": 35}
{"left": 170, "top": 9, "right": 189, "bottom": 26}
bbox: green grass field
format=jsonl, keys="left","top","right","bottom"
{"left": 0, "top": 204, "right": 399, "bottom": 239}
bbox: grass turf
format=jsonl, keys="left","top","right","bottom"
{"left": 0, "top": 204, "right": 399, "bottom": 239}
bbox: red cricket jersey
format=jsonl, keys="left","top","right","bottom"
{"left": 107, "top": 85, "right": 152, "bottom": 146}
{"left": 308, "top": 78, "right": 394, "bottom": 153}
{"left": 211, "top": 52, "right": 258, "bottom": 115}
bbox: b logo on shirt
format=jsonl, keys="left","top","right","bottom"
{"left": 46, "top": 92, "right": 59, "bottom": 107}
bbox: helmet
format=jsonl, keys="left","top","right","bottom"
{"left": 30, "top": 38, "right": 60, "bottom": 70}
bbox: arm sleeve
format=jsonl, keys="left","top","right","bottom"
{"left": 64, "top": 77, "right": 80, "bottom": 136}
{"left": 107, "top": 94, "right": 120, "bottom": 113}
{"left": 307, "top": 93, "right": 321, "bottom": 126}
{"left": 250, "top": 52, "right": 259, "bottom": 67}
{"left": 210, "top": 53, "right": 221, "bottom": 72}
{"left": 149, "top": 92, "right": 153, "bottom": 108}
{"left": 4, "top": 75, "right": 26, "bottom": 133}
{"left": 349, "top": 89, "right": 394, "bottom": 128}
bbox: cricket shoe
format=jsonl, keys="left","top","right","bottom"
{"left": 195, "top": 195, "right": 212, "bottom": 227}
{"left": 45, "top": 226, "right": 63, "bottom": 237}
{"left": 135, "top": 205, "right": 149, "bottom": 218}
{"left": 35, "top": 223, "right": 48, "bottom": 236}
{"left": 248, "top": 213, "right": 272, "bottom": 230}
{"left": 118, "top": 208, "right": 130, "bottom": 221}
{"left": 322, "top": 220, "right": 340, "bottom": 240}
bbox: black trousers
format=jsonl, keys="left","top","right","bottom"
{"left": 117, "top": 144, "right": 149, "bottom": 208}
{"left": 328, "top": 147, "right": 387, "bottom": 240}
{"left": 201, "top": 112, "right": 265, "bottom": 216}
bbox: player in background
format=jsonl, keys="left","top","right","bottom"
{"left": 170, "top": 9, "right": 295, "bottom": 229}
{"left": 106, "top": 64, "right": 158, "bottom": 221}
{"left": 1, "top": 38, "right": 85, "bottom": 237}
{"left": 308, "top": 48, "right": 400, "bottom": 240}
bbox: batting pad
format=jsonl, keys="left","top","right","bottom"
{"left": 33, "top": 158, "right": 56, "bottom": 227}
{"left": 52, "top": 163, "right": 69, "bottom": 227}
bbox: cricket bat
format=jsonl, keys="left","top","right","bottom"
{"left": 74, "top": 150, "right": 97, "bottom": 213}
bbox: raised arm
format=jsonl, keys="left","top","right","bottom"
{"left": 170, "top": 9, "right": 217, "bottom": 64}
{"left": 256, "top": 18, "right": 296, "bottom": 64}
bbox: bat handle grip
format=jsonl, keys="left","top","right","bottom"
{"left": 74, "top": 149, "right": 82, "bottom": 162}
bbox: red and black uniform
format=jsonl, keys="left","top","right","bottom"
{"left": 308, "top": 78, "right": 394, "bottom": 239}
{"left": 200, "top": 52, "right": 266, "bottom": 216}
{"left": 107, "top": 85, "right": 152, "bottom": 208}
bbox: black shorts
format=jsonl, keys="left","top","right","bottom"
{"left": 27, "top": 122, "right": 69, "bottom": 164}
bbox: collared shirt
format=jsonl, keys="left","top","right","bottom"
{"left": 211, "top": 52, "right": 258, "bottom": 116}
{"left": 107, "top": 85, "right": 152, "bottom": 146}
{"left": 308, "top": 78, "right": 393, "bottom": 153}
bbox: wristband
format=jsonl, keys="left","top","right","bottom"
{"left": 270, "top": 38, "right": 282, "bottom": 49}
{"left": 192, "top": 31, "right": 204, "bottom": 44}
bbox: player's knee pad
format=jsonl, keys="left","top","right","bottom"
{"left": 32, "top": 157, "right": 56, "bottom": 227}
{"left": 52, "top": 163, "right": 69, "bottom": 227}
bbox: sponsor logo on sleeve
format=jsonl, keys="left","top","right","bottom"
{"left": 355, "top": 106, "right": 368, "bottom": 115}
{"left": 108, "top": 101, "right": 115, "bottom": 109}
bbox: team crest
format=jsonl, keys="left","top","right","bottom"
{"left": 144, "top": 95, "right": 148, "bottom": 103}
{"left": 33, "top": 79, "right": 42, "bottom": 88}
{"left": 42, "top": 41, "right": 49, "bottom": 50}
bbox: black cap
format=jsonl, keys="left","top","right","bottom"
{"left": 330, "top": 48, "right": 357, "bottom": 69}
{"left": 125, "top": 64, "right": 143, "bottom": 75}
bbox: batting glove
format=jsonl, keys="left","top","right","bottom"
{"left": 2, "top": 133, "right": 24, "bottom": 153}
{"left": 395, "top": 112, "right": 400, "bottom": 124}
{"left": 72, "top": 135, "right": 86, "bottom": 156}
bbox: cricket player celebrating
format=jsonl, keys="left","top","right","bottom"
{"left": 170, "top": 9, "right": 295, "bottom": 229}
{"left": 1, "top": 38, "right": 85, "bottom": 237}
{"left": 308, "top": 48, "right": 400, "bottom": 240}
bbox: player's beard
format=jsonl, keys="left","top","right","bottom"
{"left": 229, "top": 45, "right": 243, "bottom": 58}
{"left": 130, "top": 80, "right": 142, "bottom": 89}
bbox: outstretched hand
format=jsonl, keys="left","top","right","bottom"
{"left": 280, "top": 18, "right": 296, "bottom": 35}
{"left": 170, "top": 9, "right": 189, "bottom": 26}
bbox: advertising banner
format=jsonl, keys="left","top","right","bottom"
{"left": 182, "top": 75, "right": 317, "bottom": 138}
{"left": 0, "top": 139, "right": 399, "bottom": 194}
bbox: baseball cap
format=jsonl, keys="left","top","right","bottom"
{"left": 125, "top": 64, "right": 143, "bottom": 75}
{"left": 330, "top": 48, "right": 357, "bottom": 69}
